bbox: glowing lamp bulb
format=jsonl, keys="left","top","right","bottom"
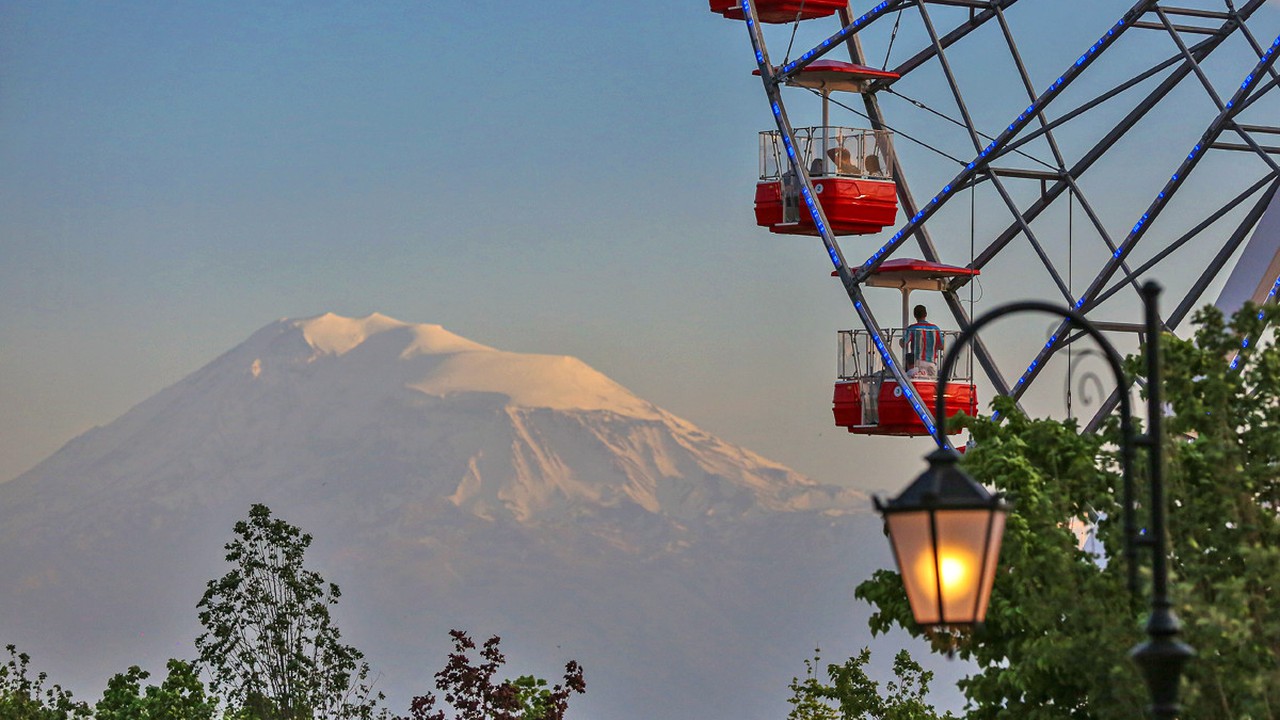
{"left": 914, "top": 549, "right": 974, "bottom": 604}
{"left": 938, "top": 553, "right": 969, "bottom": 591}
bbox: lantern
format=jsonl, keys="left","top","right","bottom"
{"left": 876, "top": 448, "right": 1009, "bottom": 626}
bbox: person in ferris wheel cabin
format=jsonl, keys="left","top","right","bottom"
{"left": 904, "top": 352, "right": 920, "bottom": 378}
{"left": 904, "top": 304, "right": 944, "bottom": 378}
{"left": 827, "top": 146, "right": 860, "bottom": 175}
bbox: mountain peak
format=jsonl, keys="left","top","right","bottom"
{"left": 293, "top": 312, "right": 493, "bottom": 357}
{"left": 270, "top": 312, "right": 656, "bottom": 417}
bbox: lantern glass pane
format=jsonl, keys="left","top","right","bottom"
{"left": 974, "top": 510, "right": 1007, "bottom": 621}
{"left": 884, "top": 511, "right": 940, "bottom": 625}
{"left": 934, "top": 509, "right": 1000, "bottom": 624}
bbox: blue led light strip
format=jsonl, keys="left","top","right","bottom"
{"left": 1229, "top": 273, "right": 1280, "bottom": 371}
{"left": 1009, "top": 33, "right": 1280, "bottom": 393}
{"left": 849, "top": 5, "right": 1153, "bottom": 286}
{"left": 742, "top": 0, "right": 847, "bottom": 273}
{"left": 773, "top": 1, "right": 902, "bottom": 82}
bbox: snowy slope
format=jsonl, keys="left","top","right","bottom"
{"left": 0, "top": 313, "right": 885, "bottom": 720}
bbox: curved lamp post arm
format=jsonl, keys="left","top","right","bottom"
{"left": 933, "top": 299, "right": 1139, "bottom": 597}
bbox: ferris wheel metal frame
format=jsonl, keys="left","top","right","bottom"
{"left": 732, "top": 0, "right": 1280, "bottom": 445}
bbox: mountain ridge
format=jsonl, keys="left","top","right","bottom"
{"left": 5, "top": 313, "right": 863, "bottom": 526}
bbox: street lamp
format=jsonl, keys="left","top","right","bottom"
{"left": 875, "top": 281, "right": 1193, "bottom": 719}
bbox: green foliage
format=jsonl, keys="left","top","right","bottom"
{"left": 786, "top": 647, "right": 953, "bottom": 720}
{"left": 95, "top": 659, "right": 218, "bottom": 720}
{"left": 786, "top": 653, "right": 840, "bottom": 720}
{"left": 855, "top": 302, "right": 1280, "bottom": 719}
{"left": 1156, "top": 303, "right": 1280, "bottom": 718}
{"left": 402, "top": 630, "right": 584, "bottom": 720}
{"left": 0, "top": 645, "right": 90, "bottom": 719}
{"left": 10, "top": 507, "right": 587, "bottom": 720}
{"left": 196, "top": 504, "right": 384, "bottom": 720}
{"left": 506, "top": 675, "right": 563, "bottom": 720}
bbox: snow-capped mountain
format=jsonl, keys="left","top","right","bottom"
{"left": 0, "top": 313, "right": 889, "bottom": 720}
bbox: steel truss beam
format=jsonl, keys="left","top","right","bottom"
{"left": 837, "top": 9, "right": 1016, "bottom": 405}
{"left": 850, "top": 1, "right": 1160, "bottom": 289}
{"left": 1009, "top": 31, "right": 1280, "bottom": 407}
{"left": 1083, "top": 178, "right": 1280, "bottom": 433}
{"left": 734, "top": 0, "right": 1278, "bottom": 444}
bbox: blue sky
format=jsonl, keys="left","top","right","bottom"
{"left": 3, "top": 1, "right": 1278, "bottom": 490}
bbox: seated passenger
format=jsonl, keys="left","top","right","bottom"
{"left": 827, "top": 147, "right": 859, "bottom": 175}
{"left": 904, "top": 352, "right": 924, "bottom": 379}
{"left": 864, "top": 154, "right": 883, "bottom": 176}
{"left": 810, "top": 158, "right": 826, "bottom": 176}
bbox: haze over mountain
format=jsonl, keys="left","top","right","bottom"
{"left": 0, "top": 313, "right": 900, "bottom": 719}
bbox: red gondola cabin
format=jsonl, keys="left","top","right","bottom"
{"left": 831, "top": 259, "right": 981, "bottom": 436}
{"left": 709, "top": 0, "right": 846, "bottom": 23}
{"left": 832, "top": 377, "right": 978, "bottom": 436}
{"left": 752, "top": 62, "right": 900, "bottom": 236}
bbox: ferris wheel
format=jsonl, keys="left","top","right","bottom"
{"left": 711, "top": 0, "right": 1280, "bottom": 444}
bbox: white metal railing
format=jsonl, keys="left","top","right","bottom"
{"left": 760, "top": 127, "right": 895, "bottom": 181}
{"left": 837, "top": 328, "right": 973, "bottom": 382}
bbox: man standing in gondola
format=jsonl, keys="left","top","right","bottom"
{"left": 905, "top": 304, "right": 944, "bottom": 377}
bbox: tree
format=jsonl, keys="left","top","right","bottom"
{"left": 0, "top": 645, "right": 90, "bottom": 720}
{"left": 196, "top": 504, "right": 384, "bottom": 720}
{"left": 855, "top": 302, "right": 1280, "bottom": 718}
{"left": 95, "top": 659, "right": 218, "bottom": 720}
{"left": 402, "top": 630, "right": 585, "bottom": 720}
{"left": 786, "top": 648, "right": 952, "bottom": 720}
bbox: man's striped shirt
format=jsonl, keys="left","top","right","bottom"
{"left": 906, "top": 322, "right": 944, "bottom": 365}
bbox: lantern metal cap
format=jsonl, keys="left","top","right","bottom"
{"left": 875, "top": 448, "right": 1010, "bottom": 514}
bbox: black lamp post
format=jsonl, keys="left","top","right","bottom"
{"left": 875, "top": 281, "right": 1193, "bottom": 718}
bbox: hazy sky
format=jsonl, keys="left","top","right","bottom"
{"left": 3, "top": 1, "right": 1279, "bottom": 491}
